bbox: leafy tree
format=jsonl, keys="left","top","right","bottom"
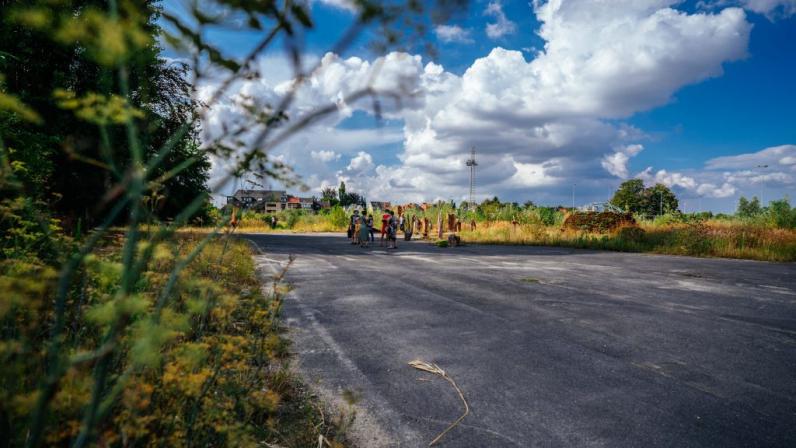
{"left": 347, "top": 192, "right": 365, "bottom": 208}
{"left": 767, "top": 198, "right": 796, "bottom": 228}
{"left": 0, "top": 0, "right": 209, "bottom": 226}
{"left": 321, "top": 187, "right": 338, "bottom": 201}
{"left": 486, "top": 196, "right": 501, "bottom": 205}
{"left": 737, "top": 196, "right": 763, "bottom": 218}
{"left": 610, "top": 179, "right": 646, "bottom": 213}
{"left": 310, "top": 196, "right": 322, "bottom": 212}
{"left": 610, "top": 180, "right": 678, "bottom": 215}
{"left": 645, "top": 183, "right": 678, "bottom": 216}
{"left": 338, "top": 181, "right": 347, "bottom": 205}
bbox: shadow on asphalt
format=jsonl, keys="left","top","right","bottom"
{"left": 240, "top": 232, "right": 585, "bottom": 258}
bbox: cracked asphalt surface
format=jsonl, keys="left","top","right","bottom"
{"left": 246, "top": 233, "right": 796, "bottom": 447}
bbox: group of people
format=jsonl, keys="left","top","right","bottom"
{"left": 348, "top": 209, "right": 400, "bottom": 249}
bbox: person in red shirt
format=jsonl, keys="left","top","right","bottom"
{"left": 380, "top": 211, "right": 390, "bottom": 247}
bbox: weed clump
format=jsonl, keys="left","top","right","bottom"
{"left": 616, "top": 226, "right": 646, "bottom": 243}
{"left": 563, "top": 212, "right": 636, "bottom": 233}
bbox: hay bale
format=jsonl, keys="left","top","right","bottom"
{"left": 563, "top": 211, "right": 636, "bottom": 233}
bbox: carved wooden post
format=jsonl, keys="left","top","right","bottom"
{"left": 470, "top": 220, "right": 476, "bottom": 231}
{"left": 422, "top": 218, "right": 429, "bottom": 239}
{"left": 456, "top": 221, "right": 462, "bottom": 232}
{"left": 437, "top": 212, "right": 443, "bottom": 239}
{"left": 447, "top": 213, "right": 456, "bottom": 232}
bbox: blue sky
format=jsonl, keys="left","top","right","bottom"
{"left": 164, "top": 0, "right": 796, "bottom": 212}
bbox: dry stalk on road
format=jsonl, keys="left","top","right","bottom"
{"left": 408, "top": 360, "right": 470, "bottom": 446}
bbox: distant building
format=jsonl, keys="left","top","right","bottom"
{"left": 226, "top": 190, "right": 287, "bottom": 213}
{"left": 226, "top": 190, "right": 318, "bottom": 213}
{"left": 286, "top": 195, "right": 302, "bottom": 210}
{"left": 370, "top": 201, "right": 391, "bottom": 211}
{"left": 299, "top": 197, "right": 315, "bottom": 210}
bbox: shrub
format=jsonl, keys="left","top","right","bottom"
{"left": 329, "top": 205, "right": 348, "bottom": 229}
{"left": 537, "top": 207, "right": 563, "bottom": 226}
{"left": 616, "top": 226, "right": 646, "bottom": 243}
{"left": 673, "top": 221, "right": 712, "bottom": 255}
{"left": 562, "top": 212, "right": 636, "bottom": 233}
{"left": 652, "top": 212, "right": 686, "bottom": 226}
{"left": 767, "top": 199, "right": 796, "bottom": 229}
{"left": 285, "top": 209, "right": 303, "bottom": 228}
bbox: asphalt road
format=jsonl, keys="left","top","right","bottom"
{"left": 245, "top": 233, "right": 796, "bottom": 448}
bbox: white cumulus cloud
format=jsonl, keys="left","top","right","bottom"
{"left": 311, "top": 150, "right": 341, "bottom": 162}
{"left": 484, "top": 1, "right": 517, "bottom": 39}
{"left": 698, "top": 0, "right": 796, "bottom": 18}
{"left": 743, "top": 0, "right": 796, "bottom": 16}
{"left": 602, "top": 144, "right": 645, "bottom": 178}
{"left": 314, "top": 0, "right": 358, "bottom": 13}
{"left": 201, "top": 0, "right": 772, "bottom": 209}
{"left": 346, "top": 151, "right": 375, "bottom": 173}
{"left": 434, "top": 25, "right": 474, "bottom": 43}
{"left": 706, "top": 144, "right": 796, "bottom": 170}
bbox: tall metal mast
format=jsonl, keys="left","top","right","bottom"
{"left": 466, "top": 147, "right": 477, "bottom": 210}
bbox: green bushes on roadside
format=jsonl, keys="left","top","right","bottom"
{"left": 767, "top": 199, "right": 796, "bottom": 229}
{"left": 0, "top": 235, "right": 337, "bottom": 447}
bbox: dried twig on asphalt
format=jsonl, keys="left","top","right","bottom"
{"left": 317, "top": 434, "right": 333, "bottom": 448}
{"left": 408, "top": 360, "right": 470, "bottom": 446}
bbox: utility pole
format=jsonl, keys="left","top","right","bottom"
{"left": 466, "top": 147, "right": 477, "bottom": 211}
{"left": 660, "top": 190, "right": 663, "bottom": 216}
{"left": 572, "top": 184, "right": 576, "bottom": 210}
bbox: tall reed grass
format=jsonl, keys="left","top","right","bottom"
{"left": 459, "top": 220, "right": 796, "bottom": 262}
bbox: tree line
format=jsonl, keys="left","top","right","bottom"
{"left": 1, "top": 0, "right": 210, "bottom": 238}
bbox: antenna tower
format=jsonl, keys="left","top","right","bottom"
{"left": 465, "top": 147, "right": 477, "bottom": 210}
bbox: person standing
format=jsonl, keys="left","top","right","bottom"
{"left": 360, "top": 213, "right": 371, "bottom": 247}
{"left": 380, "top": 210, "right": 390, "bottom": 246}
{"left": 350, "top": 210, "right": 360, "bottom": 244}
{"left": 354, "top": 212, "right": 363, "bottom": 245}
{"left": 366, "top": 213, "right": 375, "bottom": 243}
{"left": 387, "top": 210, "right": 398, "bottom": 249}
